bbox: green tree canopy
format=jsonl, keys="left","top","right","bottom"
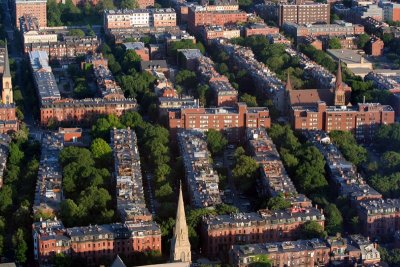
{"left": 67, "top": 29, "right": 85, "bottom": 37}
{"left": 329, "top": 37, "right": 342, "bottom": 49}
{"left": 206, "top": 129, "right": 228, "bottom": 155}
{"left": 300, "top": 221, "right": 327, "bottom": 239}
{"left": 267, "top": 194, "right": 291, "bottom": 211}
{"left": 240, "top": 93, "right": 258, "bottom": 107}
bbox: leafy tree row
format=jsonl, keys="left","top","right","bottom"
{"left": 59, "top": 141, "right": 115, "bottom": 227}
{"left": 268, "top": 124, "right": 344, "bottom": 236}
{"left": 363, "top": 124, "right": 400, "bottom": 198}
{"left": 329, "top": 131, "right": 368, "bottom": 167}
{"left": 231, "top": 36, "right": 312, "bottom": 89}
{"left": 0, "top": 129, "right": 40, "bottom": 264}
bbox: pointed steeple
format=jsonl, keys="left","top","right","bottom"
{"left": 170, "top": 182, "right": 191, "bottom": 263}
{"left": 2, "top": 40, "right": 13, "bottom": 105}
{"left": 335, "top": 60, "right": 343, "bottom": 91}
{"left": 3, "top": 40, "right": 11, "bottom": 79}
{"left": 334, "top": 60, "right": 345, "bottom": 106}
{"left": 285, "top": 72, "right": 293, "bottom": 91}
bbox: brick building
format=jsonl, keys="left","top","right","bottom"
{"left": 246, "top": 128, "right": 311, "bottom": 208}
{"left": 194, "top": 55, "right": 238, "bottom": 107}
{"left": 25, "top": 36, "right": 100, "bottom": 60}
{"left": 137, "top": 0, "right": 155, "bottom": 8}
{"left": 33, "top": 219, "right": 162, "bottom": 266}
{"left": 123, "top": 42, "right": 150, "bottom": 61}
{"left": 40, "top": 98, "right": 137, "bottom": 126}
{"left": 187, "top": 6, "right": 247, "bottom": 33}
{"left": 288, "top": 64, "right": 395, "bottom": 140}
{"left": 243, "top": 23, "right": 279, "bottom": 37}
{"left": 366, "top": 37, "right": 384, "bottom": 56}
{"left": 283, "top": 21, "right": 365, "bottom": 40}
{"left": 111, "top": 129, "right": 153, "bottom": 222}
{"left": 14, "top": 0, "right": 47, "bottom": 29}
{"left": 201, "top": 207, "right": 325, "bottom": 258}
{"left": 256, "top": 2, "right": 329, "bottom": 27}
{"left": 168, "top": 102, "right": 270, "bottom": 142}
{"left": 229, "top": 235, "right": 381, "bottom": 267}
{"left": 357, "top": 199, "right": 400, "bottom": 240}
{"left": 382, "top": 3, "right": 400, "bottom": 22}
{"left": 104, "top": 9, "right": 176, "bottom": 31}
{"left": 199, "top": 25, "right": 240, "bottom": 42}
{"left": 177, "top": 130, "right": 221, "bottom": 208}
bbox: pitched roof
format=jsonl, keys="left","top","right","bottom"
{"left": 111, "top": 255, "right": 127, "bottom": 267}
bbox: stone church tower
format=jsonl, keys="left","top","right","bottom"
{"left": 334, "top": 60, "right": 345, "bottom": 106}
{"left": 2, "top": 42, "right": 13, "bottom": 105}
{"left": 170, "top": 183, "right": 191, "bottom": 263}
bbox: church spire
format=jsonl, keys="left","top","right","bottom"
{"left": 3, "top": 40, "right": 10, "bottom": 79}
{"left": 334, "top": 60, "right": 345, "bottom": 106}
{"left": 285, "top": 72, "right": 293, "bottom": 91}
{"left": 170, "top": 182, "right": 191, "bottom": 263}
{"left": 335, "top": 60, "right": 343, "bottom": 91}
{"left": 2, "top": 40, "right": 13, "bottom": 105}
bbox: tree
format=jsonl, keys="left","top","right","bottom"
{"left": 206, "top": 129, "right": 228, "bottom": 155}
{"left": 175, "top": 70, "right": 197, "bottom": 92}
{"left": 12, "top": 228, "right": 28, "bottom": 264}
{"left": 267, "top": 194, "right": 291, "bottom": 211}
{"left": 68, "top": 29, "right": 85, "bottom": 37}
{"left": 381, "top": 151, "right": 400, "bottom": 172}
{"left": 121, "top": 111, "right": 144, "bottom": 128}
{"left": 324, "top": 204, "right": 343, "bottom": 235}
{"left": 91, "top": 114, "right": 123, "bottom": 140}
{"left": 357, "top": 34, "right": 370, "bottom": 49}
{"left": 90, "top": 138, "right": 112, "bottom": 164}
{"left": 0, "top": 185, "right": 12, "bottom": 213}
{"left": 240, "top": 93, "right": 258, "bottom": 107}
{"left": 329, "top": 131, "right": 367, "bottom": 166}
{"left": 196, "top": 84, "right": 209, "bottom": 106}
{"left": 216, "top": 203, "right": 238, "bottom": 214}
{"left": 300, "top": 221, "right": 327, "bottom": 239}
{"left": 54, "top": 253, "right": 72, "bottom": 267}
{"left": 120, "top": 0, "right": 138, "bottom": 9}
{"left": 232, "top": 154, "right": 259, "bottom": 191}
{"left": 169, "top": 40, "right": 205, "bottom": 58}
{"left": 329, "top": 37, "right": 342, "bottom": 49}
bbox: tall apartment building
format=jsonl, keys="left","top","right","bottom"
{"left": 256, "top": 2, "right": 330, "bottom": 27}
{"left": 201, "top": 207, "right": 325, "bottom": 258}
{"left": 15, "top": 0, "right": 47, "bottom": 29}
{"left": 168, "top": 102, "right": 271, "bottom": 142}
{"left": 33, "top": 219, "right": 162, "bottom": 266}
{"left": 104, "top": 8, "right": 176, "bottom": 31}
